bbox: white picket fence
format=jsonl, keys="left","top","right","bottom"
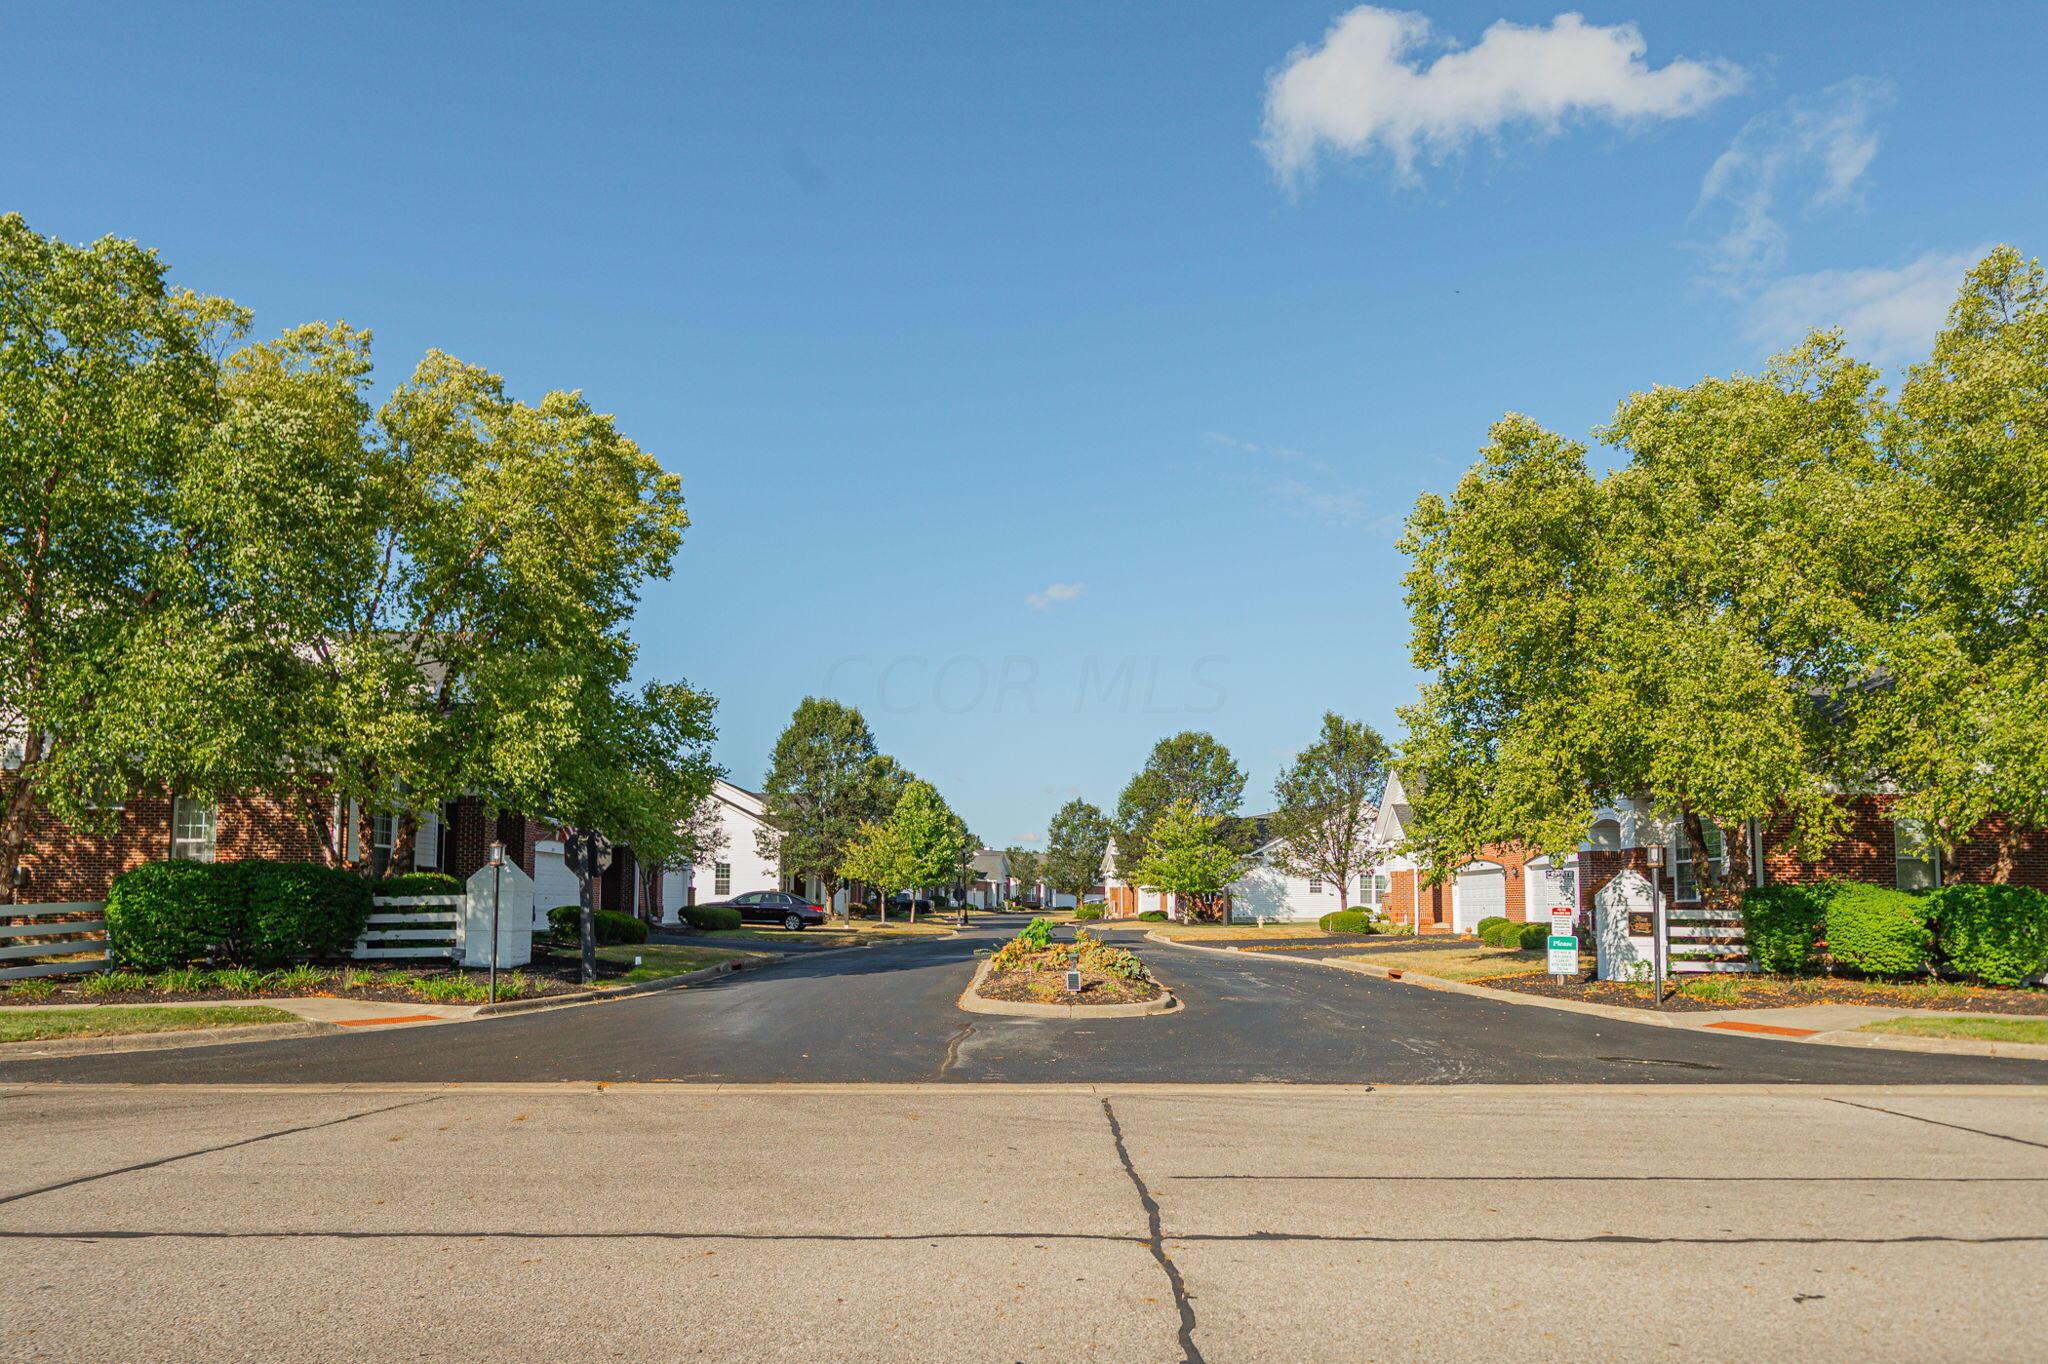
{"left": 355, "top": 894, "right": 465, "bottom": 961}
{"left": 0, "top": 902, "right": 111, "bottom": 981}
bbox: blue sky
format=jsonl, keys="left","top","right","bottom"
{"left": 6, "top": 3, "right": 2042, "bottom": 846}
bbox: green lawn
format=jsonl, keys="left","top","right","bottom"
{"left": 0, "top": 1005, "right": 296, "bottom": 1045}
{"left": 596, "top": 943, "right": 771, "bottom": 983}
{"left": 1858, "top": 1016, "right": 2048, "bottom": 1044}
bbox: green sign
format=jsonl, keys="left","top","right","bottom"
{"left": 1547, "top": 934, "right": 1579, "bottom": 975}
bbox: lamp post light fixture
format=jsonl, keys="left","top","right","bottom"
{"left": 487, "top": 840, "right": 505, "bottom": 1005}
{"left": 1644, "top": 842, "right": 1667, "bottom": 1008}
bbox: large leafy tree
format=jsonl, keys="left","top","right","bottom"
{"left": 1397, "top": 249, "right": 2048, "bottom": 883}
{"left": 839, "top": 779, "right": 970, "bottom": 923}
{"left": 1269, "top": 713, "right": 1392, "bottom": 907}
{"left": 1004, "top": 846, "right": 1042, "bottom": 903}
{"left": 195, "top": 327, "right": 692, "bottom": 874}
{"left": 1126, "top": 799, "right": 1246, "bottom": 921}
{"left": 1042, "top": 798, "right": 1111, "bottom": 907}
{"left": 1880, "top": 247, "right": 2048, "bottom": 868}
{"left": 1115, "top": 732, "right": 1247, "bottom": 861}
{"left": 757, "top": 698, "right": 900, "bottom": 910}
{"left": 0, "top": 216, "right": 280, "bottom": 900}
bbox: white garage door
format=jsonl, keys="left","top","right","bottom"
{"left": 1454, "top": 862, "right": 1506, "bottom": 932}
{"left": 532, "top": 841, "right": 580, "bottom": 932}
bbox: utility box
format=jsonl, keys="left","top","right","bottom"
{"left": 1594, "top": 868, "right": 1655, "bottom": 982}
{"left": 463, "top": 861, "right": 535, "bottom": 969}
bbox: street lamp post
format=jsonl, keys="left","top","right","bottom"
{"left": 487, "top": 840, "right": 505, "bottom": 1005}
{"left": 1645, "top": 842, "right": 1667, "bottom": 1009}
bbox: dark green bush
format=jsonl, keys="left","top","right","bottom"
{"left": 375, "top": 871, "right": 463, "bottom": 898}
{"left": 1479, "top": 918, "right": 1528, "bottom": 947}
{"left": 1930, "top": 883, "right": 2048, "bottom": 986}
{"left": 107, "top": 860, "right": 240, "bottom": 969}
{"left": 1475, "top": 915, "right": 1509, "bottom": 937}
{"left": 1825, "top": 882, "right": 1932, "bottom": 977}
{"left": 1319, "top": 909, "right": 1376, "bottom": 933}
{"left": 1514, "top": 921, "right": 1551, "bottom": 950}
{"left": 1073, "top": 905, "right": 1105, "bottom": 921}
{"left": 1137, "top": 910, "right": 1168, "bottom": 922}
{"left": 235, "top": 861, "right": 373, "bottom": 965}
{"left": 1741, "top": 882, "right": 1834, "bottom": 973}
{"left": 679, "top": 903, "right": 742, "bottom": 932}
{"left": 547, "top": 904, "right": 651, "bottom": 943}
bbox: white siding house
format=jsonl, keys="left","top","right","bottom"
{"left": 672, "top": 780, "right": 785, "bottom": 922}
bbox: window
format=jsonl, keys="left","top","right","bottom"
{"left": 370, "top": 813, "right": 395, "bottom": 877}
{"left": 1895, "top": 819, "right": 1940, "bottom": 892}
{"left": 1357, "top": 873, "right": 1389, "bottom": 907}
{"left": 1673, "top": 826, "right": 1727, "bottom": 903}
{"left": 171, "top": 797, "right": 216, "bottom": 862}
{"left": 714, "top": 862, "right": 732, "bottom": 896}
{"left": 1309, "top": 877, "right": 1323, "bottom": 894}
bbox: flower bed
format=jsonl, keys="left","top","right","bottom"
{"left": 975, "top": 920, "right": 1163, "bottom": 1006}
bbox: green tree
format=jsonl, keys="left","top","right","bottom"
{"left": 1004, "top": 846, "right": 1042, "bottom": 904}
{"left": 0, "top": 215, "right": 277, "bottom": 900}
{"left": 1115, "top": 732, "right": 1248, "bottom": 863}
{"left": 1126, "top": 799, "right": 1247, "bottom": 922}
{"left": 1881, "top": 246, "right": 2048, "bottom": 870}
{"left": 1042, "top": 798, "right": 1111, "bottom": 907}
{"left": 841, "top": 780, "right": 970, "bottom": 924}
{"left": 757, "top": 699, "right": 900, "bottom": 913}
{"left": 1269, "top": 713, "right": 1392, "bottom": 907}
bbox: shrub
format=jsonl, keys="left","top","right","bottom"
{"left": 271, "top": 964, "right": 329, "bottom": 994}
{"left": 1319, "top": 909, "right": 1376, "bottom": 933}
{"left": 1477, "top": 919, "right": 1520, "bottom": 947}
{"left": 106, "top": 860, "right": 239, "bottom": 969}
{"left": 495, "top": 971, "right": 532, "bottom": 1000}
{"left": 1073, "top": 905, "right": 1105, "bottom": 921}
{"left": 1930, "top": 883, "right": 2048, "bottom": 986}
{"left": 374, "top": 871, "right": 464, "bottom": 898}
{"left": 209, "top": 966, "right": 266, "bottom": 994}
{"left": 417, "top": 975, "right": 488, "bottom": 1003}
{"left": 1137, "top": 910, "right": 1168, "bottom": 922}
{"left": 153, "top": 966, "right": 210, "bottom": 994}
{"left": 1741, "top": 883, "right": 1834, "bottom": 974}
{"left": 547, "top": 905, "right": 651, "bottom": 943}
{"left": 1513, "top": 921, "right": 1551, "bottom": 950}
{"left": 1825, "top": 882, "right": 1932, "bottom": 977}
{"left": 236, "top": 861, "right": 374, "bottom": 964}
{"left": 1016, "top": 918, "right": 1054, "bottom": 951}
{"left": 1475, "top": 915, "right": 1509, "bottom": 937}
{"left": 679, "top": 903, "right": 742, "bottom": 932}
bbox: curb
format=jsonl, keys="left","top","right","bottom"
{"left": 0, "top": 1019, "right": 334, "bottom": 1060}
{"left": 1142, "top": 932, "right": 2048, "bottom": 1061}
{"left": 474, "top": 956, "right": 768, "bottom": 1015}
{"left": 955, "top": 957, "right": 1181, "bottom": 1019}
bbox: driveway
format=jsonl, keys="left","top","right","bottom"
{"left": 6, "top": 925, "right": 2048, "bottom": 1085}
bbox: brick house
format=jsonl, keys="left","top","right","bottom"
{"left": 1374, "top": 766, "right": 2048, "bottom": 937}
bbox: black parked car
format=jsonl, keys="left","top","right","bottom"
{"left": 706, "top": 890, "right": 827, "bottom": 931}
{"left": 884, "top": 893, "right": 935, "bottom": 915}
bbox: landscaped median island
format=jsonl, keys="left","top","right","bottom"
{"left": 962, "top": 918, "right": 1176, "bottom": 1016}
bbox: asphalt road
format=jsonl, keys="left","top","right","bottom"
{"left": 6, "top": 925, "right": 2048, "bottom": 1085}
{"left": 5, "top": 1083, "right": 2046, "bottom": 1361}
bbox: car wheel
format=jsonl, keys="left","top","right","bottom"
{"left": 783, "top": 913, "right": 804, "bottom": 931}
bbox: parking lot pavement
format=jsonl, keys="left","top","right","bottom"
{"left": 2, "top": 1083, "right": 2044, "bottom": 1362}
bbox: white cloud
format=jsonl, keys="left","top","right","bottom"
{"left": 1207, "top": 430, "right": 1312, "bottom": 464}
{"left": 1026, "top": 581, "right": 1085, "bottom": 611}
{"left": 1696, "top": 78, "right": 1892, "bottom": 288}
{"left": 1746, "top": 248, "right": 1982, "bottom": 366}
{"left": 1261, "top": 7, "right": 1743, "bottom": 184}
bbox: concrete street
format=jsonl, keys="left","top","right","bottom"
{"left": 3, "top": 1082, "right": 2045, "bottom": 1361}
{"left": 3, "top": 924, "right": 2046, "bottom": 1085}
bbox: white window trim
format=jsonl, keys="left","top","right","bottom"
{"left": 714, "top": 862, "right": 732, "bottom": 897}
{"left": 1671, "top": 826, "right": 1728, "bottom": 904}
{"left": 1893, "top": 818, "right": 1941, "bottom": 892}
{"left": 171, "top": 796, "right": 217, "bottom": 863}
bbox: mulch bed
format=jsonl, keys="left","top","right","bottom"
{"left": 0, "top": 944, "right": 642, "bottom": 1008}
{"left": 977, "top": 968, "right": 1163, "bottom": 1007}
{"left": 1483, "top": 970, "right": 2048, "bottom": 1015}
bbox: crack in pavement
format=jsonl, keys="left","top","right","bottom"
{"left": 0, "top": 1096, "right": 442, "bottom": 1209}
{"left": 936, "top": 1022, "right": 974, "bottom": 1079}
{"left": 1101, "top": 1096, "right": 1203, "bottom": 1363}
{"left": 1823, "top": 1098, "right": 2048, "bottom": 1151}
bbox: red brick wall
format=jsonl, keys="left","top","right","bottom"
{"left": 14, "top": 787, "right": 332, "bottom": 904}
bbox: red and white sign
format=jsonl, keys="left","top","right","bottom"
{"left": 1550, "top": 906, "right": 1575, "bottom": 935}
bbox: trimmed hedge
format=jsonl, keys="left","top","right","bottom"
{"left": 1513, "top": 921, "right": 1550, "bottom": 950}
{"left": 1073, "top": 905, "right": 1105, "bottom": 921}
{"left": 375, "top": 871, "right": 463, "bottom": 897}
{"left": 1474, "top": 915, "right": 1509, "bottom": 937}
{"left": 107, "top": 859, "right": 373, "bottom": 969}
{"left": 1319, "top": 909, "right": 1377, "bottom": 933}
{"left": 1137, "top": 910, "right": 1168, "bottom": 922}
{"left": 1930, "top": 883, "right": 2048, "bottom": 986}
{"left": 1825, "top": 882, "right": 1931, "bottom": 977}
{"left": 547, "top": 905, "right": 650, "bottom": 944}
{"left": 235, "top": 861, "right": 373, "bottom": 965}
{"left": 106, "top": 861, "right": 242, "bottom": 970}
{"left": 680, "top": 903, "right": 742, "bottom": 932}
{"left": 1741, "top": 883, "right": 1833, "bottom": 974}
